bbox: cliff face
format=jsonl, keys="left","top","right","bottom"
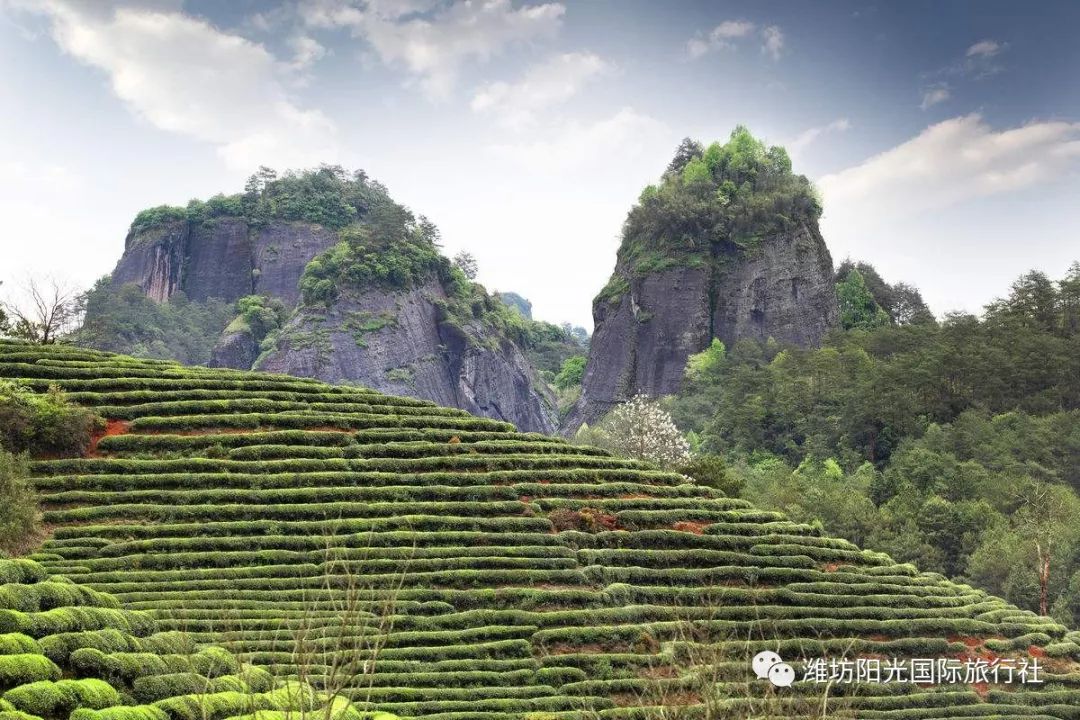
{"left": 565, "top": 222, "right": 837, "bottom": 430}
{"left": 256, "top": 277, "right": 557, "bottom": 434}
{"left": 104, "top": 217, "right": 557, "bottom": 433}
{"left": 112, "top": 222, "right": 189, "bottom": 302}
{"left": 112, "top": 219, "right": 338, "bottom": 305}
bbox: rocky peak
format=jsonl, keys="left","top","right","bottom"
{"left": 91, "top": 167, "right": 559, "bottom": 433}
{"left": 564, "top": 129, "right": 839, "bottom": 431}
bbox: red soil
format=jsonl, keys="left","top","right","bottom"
{"left": 672, "top": 521, "right": 710, "bottom": 535}
{"left": 87, "top": 419, "right": 131, "bottom": 456}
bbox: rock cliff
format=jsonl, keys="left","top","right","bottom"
{"left": 104, "top": 217, "right": 557, "bottom": 433}
{"left": 564, "top": 130, "right": 839, "bottom": 430}
{"left": 258, "top": 278, "right": 556, "bottom": 433}
{"left": 112, "top": 218, "right": 338, "bottom": 306}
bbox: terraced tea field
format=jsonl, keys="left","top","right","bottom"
{"left": 5, "top": 340, "right": 1080, "bottom": 719}
{"left": 0, "top": 557, "right": 364, "bottom": 720}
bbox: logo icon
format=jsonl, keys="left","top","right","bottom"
{"left": 752, "top": 651, "right": 795, "bottom": 687}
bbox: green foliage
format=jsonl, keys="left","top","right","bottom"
{"left": 74, "top": 279, "right": 234, "bottom": 366}
{"left": 837, "top": 268, "right": 891, "bottom": 330}
{"left": 129, "top": 166, "right": 391, "bottom": 235}
{"left": 4, "top": 678, "right": 119, "bottom": 715}
{"left": 300, "top": 207, "right": 447, "bottom": 304}
{"left": 665, "top": 138, "right": 704, "bottom": 175}
{"left": 129, "top": 206, "right": 187, "bottom": 235}
{"left": 553, "top": 356, "right": 586, "bottom": 390}
{"left": 684, "top": 338, "right": 725, "bottom": 381}
{"left": 0, "top": 381, "right": 101, "bottom": 458}
{"left": 232, "top": 295, "right": 288, "bottom": 345}
{"left": 836, "top": 260, "right": 934, "bottom": 325}
{"left": 0, "top": 451, "right": 39, "bottom": 556}
{"left": 594, "top": 275, "right": 630, "bottom": 304}
{"left": 680, "top": 157, "right": 711, "bottom": 186}
{"left": 494, "top": 292, "right": 532, "bottom": 319}
{"left": 678, "top": 454, "right": 743, "bottom": 497}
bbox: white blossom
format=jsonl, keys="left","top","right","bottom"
{"left": 581, "top": 394, "right": 690, "bottom": 469}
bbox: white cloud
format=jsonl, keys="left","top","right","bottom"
{"left": 761, "top": 25, "right": 784, "bottom": 61}
{"left": 486, "top": 107, "right": 668, "bottom": 173}
{"left": 819, "top": 114, "right": 1080, "bottom": 218}
{"left": 286, "top": 34, "right": 328, "bottom": 71}
{"left": 712, "top": 19, "right": 756, "bottom": 39}
{"left": 471, "top": 52, "right": 612, "bottom": 128}
{"left": 303, "top": 0, "right": 565, "bottom": 99}
{"left": 788, "top": 118, "right": 851, "bottom": 153}
{"left": 920, "top": 83, "right": 950, "bottom": 110}
{"left": 686, "top": 19, "right": 756, "bottom": 58}
{"left": 966, "top": 39, "right": 1002, "bottom": 58}
{"left": 19, "top": 0, "right": 337, "bottom": 172}
{"left": 685, "top": 37, "right": 711, "bottom": 59}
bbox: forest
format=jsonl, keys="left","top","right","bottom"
{"left": 649, "top": 262, "right": 1080, "bottom": 622}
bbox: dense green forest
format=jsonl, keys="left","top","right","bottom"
{"left": 664, "top": 262, "right": 1080, "bottom": 622}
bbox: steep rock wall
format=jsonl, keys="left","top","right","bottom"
{"left": 112, "top": 222, "right": 189, "bottom": 302}
{"left": 104, "top": 218, "right": 556, "bottom": 433}
{"left": 566, "top": 223, "right": 837, "bottom": 430}
{"left": 111, "top": 219, "right": 337, "bottom": 305}
{"left": 257, "top": 277, "right": 558, "bottom": 434}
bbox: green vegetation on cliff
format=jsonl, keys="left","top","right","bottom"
{"left": 599, "top": 128, "right": 821, "bottom": 303}
{"left": 130, "top": 166, "right": 393, "bottom": 234}
{"left": 299, "top": 204, "right": 453, "bottom": 304}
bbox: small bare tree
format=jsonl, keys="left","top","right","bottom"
{"left": 2, "top": 277, "right": 82, "bottom": 344}
{"left": 452, "top": 251, "right": 478, "bottom": 281}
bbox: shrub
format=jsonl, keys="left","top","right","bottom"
{"left": 554, "top": 356, "right": 586, "bottom": 390}
{"left": 548, "top": 508, "right": 617, "bottom": 533}
{"left": 0, "top": 382, "right": 102, "bottom": 457}
{"left": 679, "top": 454, "right": 744, "bottom": 497}
{"left": 3, "top": 678, "right": 119, "bottom": 715}
{"left": 0, "top": 452, "right": 40, "bottom": 555}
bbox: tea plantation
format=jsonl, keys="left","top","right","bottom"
{"left": 0, "top": 558, "right": 375, "bottom": 720}
{"left": 4, "top": 340, "right": 1080, "bottom": 719}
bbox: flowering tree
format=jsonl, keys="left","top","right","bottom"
{"left": 578, "top": 394, "right": 691, "bottom": 469}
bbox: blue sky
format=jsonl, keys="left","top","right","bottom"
{"left": 1, "top": 0, "right": 1078, "bottom": 328}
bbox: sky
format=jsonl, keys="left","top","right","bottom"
{"left": 1, "top": 0, "right": 1078, "bottom": 329}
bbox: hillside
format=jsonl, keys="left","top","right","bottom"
{"left": 0, "top": 557, "right": 367, "bottom": 720}
{"left": 4, "top": 341, "right": 1080, "bottom": 718}
{"left": 566, "top": 129, "right": 838, "bottom": 431}
{"left": 77, "top": 167, "right": 565, "bottom": 434}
